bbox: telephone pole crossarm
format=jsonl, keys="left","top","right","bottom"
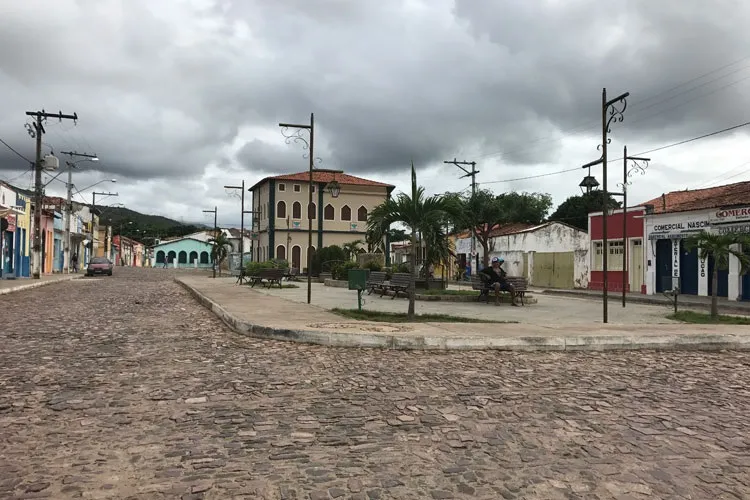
{"left": 444, "top": 158, "right": 480, "bottom": 276}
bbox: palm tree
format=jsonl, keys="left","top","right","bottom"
{"left": 368, "top": 162, "right": 454, "bottom": 318}
{"left": 342, "top": 239, "right": 364, "bottom": 261}
{"left": 208, "top": 231, "right": 233, "bottom": 277}
{"left": 685, "top": 230, "right": 750, "bottom": 319}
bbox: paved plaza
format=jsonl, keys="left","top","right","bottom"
{"left": 1, "top": 268, "right": 750, "bottom": 499}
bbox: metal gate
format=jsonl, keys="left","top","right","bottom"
{"left": 532, "top": 252, "right": 574, "bottom": 289}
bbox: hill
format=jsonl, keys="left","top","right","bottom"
{"left": 93, "top": 206, "right": 208, "bottom": 241}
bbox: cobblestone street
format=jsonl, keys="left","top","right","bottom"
{"left": 1, "top": 268, "right": 749, "bottom": 500}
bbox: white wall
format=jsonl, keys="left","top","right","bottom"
{"left": 489, "top": 223, "right": 590, "bottom": 288}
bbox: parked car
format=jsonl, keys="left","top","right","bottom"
{"left": 86, "top": 257, "right": 113, "bottom": 277}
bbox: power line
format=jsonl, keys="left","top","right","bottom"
{"left": 482, "top": 120, "right": 750, "bottom": 185}
{"left": 0, "top": 137, "right": 33, "bottom": 163}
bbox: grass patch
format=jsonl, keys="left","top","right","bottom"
{"left": 419, "top": 289, "right": 478, "bottom": 296}
{"left": 331, "top": 308, "right": 516, "bottom": 323}
{"left": 668, "top": 310, "right": 750, "bottom": 325}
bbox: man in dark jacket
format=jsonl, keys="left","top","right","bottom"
{"left": 480, "top": 256, "right": 518, "bottom": 306}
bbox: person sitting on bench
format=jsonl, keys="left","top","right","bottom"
{"left": 480, "top": 257, "right": 518, "bottom": 306}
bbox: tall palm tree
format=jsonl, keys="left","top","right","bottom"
{"left": 368, "top": 162, "right": 454, "bottom": 318}
{"left": 685, "top": 230, "right": 750, "bottom": 319}
{"left": 208, "top": 232, "right": 233, "bottom": 277}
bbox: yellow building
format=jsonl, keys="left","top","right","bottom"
{"left": 249, "top": 169, "right": 394, "bottom": 271}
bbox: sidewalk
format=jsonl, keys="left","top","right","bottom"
{"left": 0, "top": 274, "right": 81, "bottom": 295}
{"left": 176, "top": 276, "right": 750, "bottom": 352}
{"left": 540, "top": 287, "right": 750, "bottom": 314}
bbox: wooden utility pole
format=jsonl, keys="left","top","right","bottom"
{"left": 26, "top": 110, "right": 78, "bottom": 278}
{"left": 60, "top": 151, "right": 97, "bottom": 273}
{"left": 444, "top": 158, "right": 479, "bottom": 273}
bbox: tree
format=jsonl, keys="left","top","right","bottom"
{"left": 208, "top": 232, "right": 232, "bottom": 276}
{"left": 445, "top": 189, "right": 505, "bottom": 269}
{"left": 547, "top": 192, "right": 621, "bottom": 231}
{"left": 495, "top": 192, "right": 553, "bottom": 224}
{"left": 342, "top": 240, "right": 364, "bottom": 261}
{"left": 388, "top": 228, "right": 407, "bottom": 242}
{"left": 368, "top": 163, "right": 453, "bottom": 318}
{"left": 685, "top": 231, "right": 750, "bottom": 319}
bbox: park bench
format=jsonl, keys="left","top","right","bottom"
{"left": 387, "top": 272, "right": 413, "bottom": 299}
{"left": 285, "top": 268, "right": 300, "bottom": 281}
{"left": 471, "top": 274, "right": 529, "bottom": 305}
{"left": 250, "top": 268, "right": 285, "bottom": 289}
{"left": 366, "top": 271, "right": 387, "bottom": 295}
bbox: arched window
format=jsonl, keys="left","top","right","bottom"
{"left": 178, "top": 251, "right": 187, "bottom": 264}
{"left": 276, "top": 245, "right": 286, "bottom": 261}
{"left": 156, "top": 250, "right": 165, "bottom": 263}
{"left": 292, "top": 201, "right": 302, "bottom": 219}
{"left": 308, "top": 202, "right": 317, "bottom": 220}
{"left": 277, "top": 200, "right": 286, "bottom": 219}
{"left": 189, "top": 251, "right": 198, "bottom": 263}
{"left": 167, "top": 250, "right": 177, "bottom": 263}
{"left": 292, "top": 245, "right": 301, "bottom": 270}
{"left": 324, "top": 204, "right": 334, "bottom": 220}
{"left": 341, "top": 205, "right": 351, "bottom": 221}
{"left": 357, "top": 206, "right": 368, "bottom": 222}
{"left": 199, "top": 251, "right": 209, "bottom": 264}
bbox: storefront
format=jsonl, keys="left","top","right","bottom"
{"left": 587, "top": 207, "right": 647, "bottom": 293}
{"left": 645, "top": 206, "right": 748, "bottom": 300}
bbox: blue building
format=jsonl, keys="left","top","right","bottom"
{"left": 152, "top": 234, "right": 214, "bottom": 268}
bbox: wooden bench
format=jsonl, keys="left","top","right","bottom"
{"left": 387, "top": 272, "right": 413, "bottom": 299}
{"left": 250, "top": 268, "right": 285, "bottom": 289}
{"left": 471, "top": 274, "right": 529, "bottom": 305}
{"left": 366, "top": 271, "right": 387, "bottom": 295}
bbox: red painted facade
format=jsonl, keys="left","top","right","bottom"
{"left": 588, "top": 208, "right": 645, "bottom": 293}
{"left": 589, "top": 208, "right": 645, "bottom": 240}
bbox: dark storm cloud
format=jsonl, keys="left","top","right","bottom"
{"left": 1, "top": 0, "right": 748, "bottom": 210}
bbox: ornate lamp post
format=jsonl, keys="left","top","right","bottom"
{"left": 580, "top": 88, "right": 629, "bottom": 324}
{"left": 279, "top": 113, "right": 321, "bottom": 305}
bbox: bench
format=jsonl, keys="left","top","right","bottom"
{"left": 366, "top": 271, "right": 387, "bottom": 295}
{"left": 471, "top": 274, "right": 529, "bottom": 305}
{"left": 387, "top": 272, "right": 413, "bottom": 299}
{"left": 250, "top": 268, "right": 285, "bottom": 289}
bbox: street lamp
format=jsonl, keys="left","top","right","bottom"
{"left": 580, "top": 87, "right": 629, "bottom": 324}
{"left": 279, "top": 113, "right": 321, "bottom": 305}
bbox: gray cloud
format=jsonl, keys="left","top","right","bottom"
{"left": 1, "top": 0, "right": 749, "bottom": 223}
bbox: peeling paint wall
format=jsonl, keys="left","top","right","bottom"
{"left": 489, "top": 223, "right": 590, "bottom": 288}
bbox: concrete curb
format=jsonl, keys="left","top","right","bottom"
{"left": 177, "top": 278, "right": 750, "bottom": 352}
{"left": 0, "top": 275, "right": 82, "bottom": 295}
{"left": 541, "top": 289, "right": 750, "bottom": 315}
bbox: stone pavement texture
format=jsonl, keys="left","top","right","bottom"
{"left": 0, "top": 273, "right": 80, "bottom": 294}
{"left": 178, "top": 277, "right": 750, "bottom": 351}
{"left": 2, "top": 268, "right": 750, "bottom": 499}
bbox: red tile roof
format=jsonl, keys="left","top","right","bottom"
{"left": 250, "top": 170, "right": 394, "bottom": 190}
{"left": 640, "top": 180, "right": 750, "bottom": 214}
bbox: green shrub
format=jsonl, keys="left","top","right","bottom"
{"left": 332, "top": 261, "right": 359, "bottom": 280}
{"left": 395, "top": 263, "right": 410, "bottom": 273}
{"left": 245, "top": 259, "right": 288, "bottom": 276}
{"left": 312, "top": 245, "right": 347, "bottom": 276}
{"left": 362, "top": 260, "right": 382, "bottom": 272}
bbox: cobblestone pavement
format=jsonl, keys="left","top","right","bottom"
{"left": 1, "top": 268, "right": 750, "bottom": 500}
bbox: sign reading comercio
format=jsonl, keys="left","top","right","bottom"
{"left": 711, "top": 206, "right": 750, "bottom": 225}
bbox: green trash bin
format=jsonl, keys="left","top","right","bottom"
{"left": 347, "top": 269, "right": 370, "bottom": 310}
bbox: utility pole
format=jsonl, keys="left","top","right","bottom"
{"left": 280, "top": 113, "right": 316, "bottom": 304}
{"left": 60, "top": 151, "right": 97, "bottom": 273}
{"left": 580, "top": 88, "right": 629, "bottom": 323}
{"left": 91, "top": 191, "right": 118, "bottom": 262}
{"left": 225, "top": 181, "right": 255, "bottom": 283}
{"left": 25, "top": 110, "right": 78, "bottom": 278}
{"left": 202, "top": 207, "right": 218, "bottom": 278}
{"left": 444, "top": 158, "right": 479, "bottom": 274}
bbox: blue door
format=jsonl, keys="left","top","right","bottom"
{"left": 707, "top": 255, "right": 729, "bottom": 298}
{"left": 655, "top": 239, "right": 672, "bottom": 293}
{"left": 743, "top": 247, "right": 750, "bottom": 301}
{"left": 679, "top": 240, "right": 698, "bottom": 295}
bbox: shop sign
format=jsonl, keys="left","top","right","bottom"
{"left": 6, "top": 214, "right": 16, "bottom": 232}
{"left": 700, "top": 257, "right": 706, "bottom": 278}
{"left": 715, "top": 222, "right": 750, "bottom": 235}
{"left": 672, "top": 239, "right": 680, "bottom": 278}
{"left": 711, "top": 206, "right": 750, "bottom": 225}
{"left": 649, "top": 218, "right": 710, "bottom": 240}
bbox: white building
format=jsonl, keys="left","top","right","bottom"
{"left": 486, "top": 221, "right": 590, "bottom": 289}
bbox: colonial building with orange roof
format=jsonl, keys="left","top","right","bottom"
{"left": 248, "top": 169, "right": 395, "bottom": 271}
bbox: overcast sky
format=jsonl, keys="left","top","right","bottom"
{"left": 1, "top": 0, "right": 749, "bottom": 227}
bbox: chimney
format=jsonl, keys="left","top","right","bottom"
{"left": 661, "top": 193, "right": 667, "bottom": 212}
